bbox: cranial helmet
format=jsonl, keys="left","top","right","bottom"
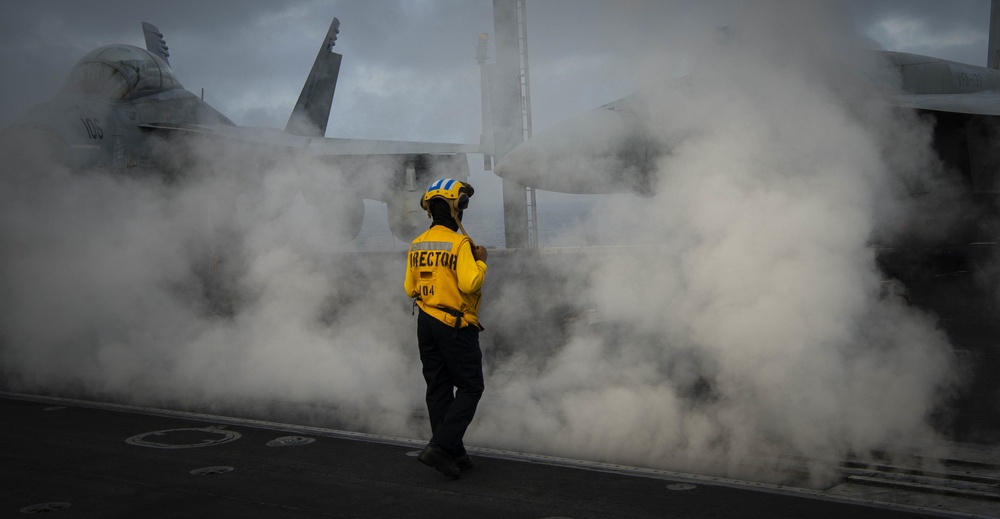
{"left": 420, "top": 178, "right": 474, "bottom": 218}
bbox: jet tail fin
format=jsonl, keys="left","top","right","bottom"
{"left": 141, "top": 22, "right": 170, "bottom": 64}
{"left": 990, "top": 0, "right": 1000, "bottom": 68}
{"left": 285, "top": 18, "right": 342, "bottom": 137}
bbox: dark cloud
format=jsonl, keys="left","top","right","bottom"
{"left": 1, "top": 1, "right": 992, "bottom": 134}
{"left": 853, "top": 0, "right": 990, "bottom": 66}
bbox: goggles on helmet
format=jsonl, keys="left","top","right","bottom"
{"left": 420, "top": 178, "right": 474, "bottom": 215}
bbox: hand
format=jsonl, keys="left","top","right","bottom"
{"left": 473, "top": 245, "right": 488, "bottom": 263}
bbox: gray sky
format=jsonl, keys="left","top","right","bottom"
{"left": 0, "top": 1, "right": 992, "bottom": 138}
{"left": 0, "top": 0, "right": 993, "bottom": 239}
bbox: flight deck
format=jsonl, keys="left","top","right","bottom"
{"left": 2, "top": 392, "right": 997, "bottom": 518}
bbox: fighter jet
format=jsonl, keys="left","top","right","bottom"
{"left": 492, "top": 2, "right": 1000, "bottom": 200}
{"left": 0, "top": 19, "right": 477, "bottom": 241}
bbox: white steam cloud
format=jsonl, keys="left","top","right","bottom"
{"left": 474, "top": 0, "right": 960, "bottom": 485}
{"left": 0, "top": 0, "right": 973, "bottom": 488}
{"left": 0, "top": 135, "right": 426, "bottom": 435}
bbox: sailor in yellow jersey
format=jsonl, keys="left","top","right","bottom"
{"left": 404, "top": 178, "right": 488, "bottom": 478}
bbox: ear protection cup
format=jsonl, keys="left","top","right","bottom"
{"left": 457, "top": 193, "right": 469, "bottom": 211}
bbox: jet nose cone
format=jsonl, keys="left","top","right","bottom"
{"left": 494, "top": 104, "right": 661, "bottom": 196}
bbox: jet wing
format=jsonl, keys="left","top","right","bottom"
{"left": 884, "top": 92, "right": 1000, "bottom": 116}
{"left": 305, "top": 136, "right": 479, "bottom": 156}
{"left": 139, "top": 122, "right": 479, "bottom": 155}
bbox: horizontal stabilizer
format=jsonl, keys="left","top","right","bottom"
{"left": 141, "top": 22, "right": 170, "bottom": 64}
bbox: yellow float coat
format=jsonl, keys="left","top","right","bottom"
{"left": 404, "top": 225, "right": 487, "bottom": 329}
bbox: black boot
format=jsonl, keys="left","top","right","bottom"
{"left": 418, "top": 443, "right": 460, "bottom": 478}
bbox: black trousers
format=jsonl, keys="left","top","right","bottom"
{"left": 417, "top": 308, "right": 484, "bottom": 457}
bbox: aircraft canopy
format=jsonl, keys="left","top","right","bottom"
{"left": 63, "top": 44, "right": 183, "bottom": 100}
